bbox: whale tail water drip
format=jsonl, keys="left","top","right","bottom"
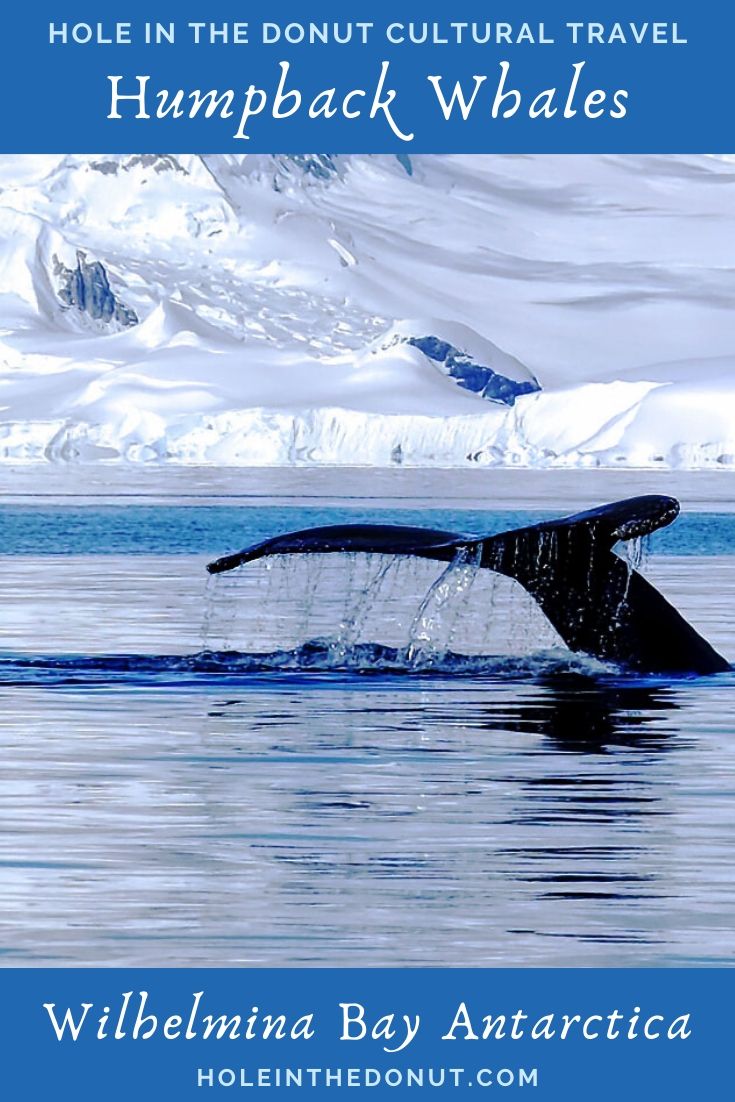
{"left": 207, "top": 495, "right": 729, "bottom": 675}
{"left": 405, "top": 544, "right": 483, "bottom": 666}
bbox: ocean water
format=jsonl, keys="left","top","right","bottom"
{"left": 0, "top": 497, "right": 734, "bottom": 967}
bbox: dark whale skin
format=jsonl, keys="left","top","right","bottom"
{"left": 207, "top": 495, "right": 729, "bottom": 676}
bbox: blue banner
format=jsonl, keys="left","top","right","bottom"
{"left": 0, "top": 1, "right": 732, "bottom": 151}
{"left": 2, "top": 968, "right": 729, "bottom": 1098}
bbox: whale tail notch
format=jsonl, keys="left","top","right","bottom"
{"left": 206, "top": 495, "right": 728, "bottom": 675}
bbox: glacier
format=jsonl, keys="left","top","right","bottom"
{"left": 0, "top": 152, "right": 733, "bottom": 468}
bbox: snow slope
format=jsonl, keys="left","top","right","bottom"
{"left": 0, "top": 153, "right": 733, "bottom": 467}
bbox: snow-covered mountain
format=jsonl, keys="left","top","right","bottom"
{"left": 0, "top": 153, "right": 733, "bottom": 467}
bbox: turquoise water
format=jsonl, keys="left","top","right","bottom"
{"left": 2, "top": 505, "right": 734, "bottom": 556}
{"left": 0, "top": 503, "right": 733, "bottom": 967}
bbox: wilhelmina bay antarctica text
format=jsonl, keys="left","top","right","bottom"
{"left": 42, "top": 993, "right": 692, "bottom": 1049}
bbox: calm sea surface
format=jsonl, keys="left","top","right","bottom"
{"left": 1, "top": 492, "right": 734, "bottom": 967}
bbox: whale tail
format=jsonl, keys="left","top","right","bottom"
{"left": 206, "top": 495, "right": 728, "bottom": 675}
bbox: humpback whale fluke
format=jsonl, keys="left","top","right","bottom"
{"left": 206, "top": 495, "right": 729, "bottom": 676}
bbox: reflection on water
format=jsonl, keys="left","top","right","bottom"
{"left": 0, "top": 539, "right": 734, "bottom": 967}
{"left": 1, "top": 660, "right": 733, "bottom": 967}
{"left": 492, "top": 675, "right": 677, "bottom": 751}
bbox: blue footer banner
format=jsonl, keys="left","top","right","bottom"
{"left": 2, "top": 969, "right": 729, "bottom": 1098}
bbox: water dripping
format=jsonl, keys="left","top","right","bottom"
{"left": 201, "top": 569, "right": 241, "bottom": 651}
{"left": 328, "top": 554, "right": 399, "bottom": 664}
{"left": 615, "top": 533, "right": 654, "bottom": 575}
{"left": 406, "top": 544, "right": 482, "bottom": 666}
{"left": 473, "top": 569, "right": 500, "bottom": 654}
{"left": 613, "top": 535, "right": 651, "bottom": 624}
